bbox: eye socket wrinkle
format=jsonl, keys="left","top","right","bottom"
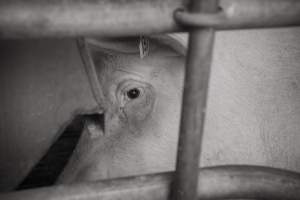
{"left": 115, "top": 69, "right": 144, "bottom": 79}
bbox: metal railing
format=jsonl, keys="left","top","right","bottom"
{"left": 1, "top": 166, "right": 300, "bottom": 200}
{"left": 0, "top": 0, "right": 300, "bottom": 38}
{"left": 0, "top": 0, "right": 300, "bottom": 200}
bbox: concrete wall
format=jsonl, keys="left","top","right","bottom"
{"left": 0, "top": 39, "right": 97, "bottom": 191}
{"left": 202, "top": 27, "right": 300, "bottom": 171}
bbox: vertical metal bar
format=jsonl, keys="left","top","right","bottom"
{"left": 77, "top": 38, "right": 105, "bottom": 108}
{"left": 171, "top": 0, "right": 218, "bottom": 200}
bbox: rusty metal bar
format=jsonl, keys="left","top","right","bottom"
{"left": 0, "top": 0, "right": 300, "bottom": 39}
{"left": 170, "top": 1, "right": 218, "bottom": 200}
{"left": 1, "top": 166, "right": 300, "bottom": 200}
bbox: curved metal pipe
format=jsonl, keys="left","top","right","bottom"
{"left": 1, "top": 165, "right": 300, "bottom": 200}
{"left": 174, "top": 0, "right": 300, "bottom": 30}
{"left": 198, "top": 165, "right": 300, "bottom": 199}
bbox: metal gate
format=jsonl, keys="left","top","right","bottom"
{"left": 0, "top": 0, "right": 300, "bottom": 199}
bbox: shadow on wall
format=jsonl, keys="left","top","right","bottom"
{"left": 0, "top": 39, "right": 98, "bottom": 191}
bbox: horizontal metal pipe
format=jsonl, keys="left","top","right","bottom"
{"left": 0, "top": 0, "right": 300, "bottom": 39}
{"left": 1, "top": 165, "right": 300, "bottom": 200}
{"left": 0, "top": 0, "right": 183, "bottom": 39}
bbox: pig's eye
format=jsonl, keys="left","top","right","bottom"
{"left": 124, "top": 86, "right": 144, "bottom": 102}
{"left": 126, "top": 88, "right": 141, "bottom": 100}
{"left": 116, "top": 80, "right": 150, "bottom": 106}
{"left": 116, "top": 80, "right": 155, "bottom": 133}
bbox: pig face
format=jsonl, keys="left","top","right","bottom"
{"left": 58, "top": 39, "right": 185, "bottom": 183}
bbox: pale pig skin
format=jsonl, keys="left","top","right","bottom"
{"left": 59, "top": 28, "right": 300, "bottom": 183}
{"left": 58, "top": 42, "right": 185, "bottom": 183}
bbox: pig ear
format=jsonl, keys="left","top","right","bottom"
{"left": 85, "top": 34, "right": 188, "bottom": 56}
{"left": 150, "top": 34, "right": 188, "bottom": 56}
{"left": 85, "top": 37, "right": 140, "bottom": 54}
{"left": 77, "top": 38, "right": 106, "bottom": 111}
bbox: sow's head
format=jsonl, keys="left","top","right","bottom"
{"left": 85, "top": 34, "right": 188, "bottom": 139}
{"left": 59, "top": 34, "right": 189, "bottom": 182}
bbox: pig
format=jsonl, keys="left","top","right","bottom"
{"left": 58, "top": 36, "right": 186, "bottom": 183}
{"left": 58, "top": 28, "right": 300, "bottom": 184}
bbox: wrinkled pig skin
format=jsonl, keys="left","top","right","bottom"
{"left": 59, "top": 28, "right": 300, "bottom": 184}
{"left": 58, "top": 43, "right": 185, "bottom": 183}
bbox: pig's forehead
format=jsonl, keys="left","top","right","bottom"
{"left": 102, "top": 53, "right": 184, "bottom": 82}
{"left": 87, "top": 34, "right": 187, "bottom": 85}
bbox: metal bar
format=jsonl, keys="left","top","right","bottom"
{"left": 0, "top": 0, "right": 183, "bottom": 38}
{"left": 170, "top": 1, "right": 218, "bottom": 200}
{"left": 175, "top": 0, "right": 300, "bottom": 30}
{"left": 1, "top": 166, "right": 300, "bottom": 200}
{"left": 77, "top": 38, "right": 105, "bottom": 108}
{"left": 0, "top": 0, "right": 300, "bottom": 39}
